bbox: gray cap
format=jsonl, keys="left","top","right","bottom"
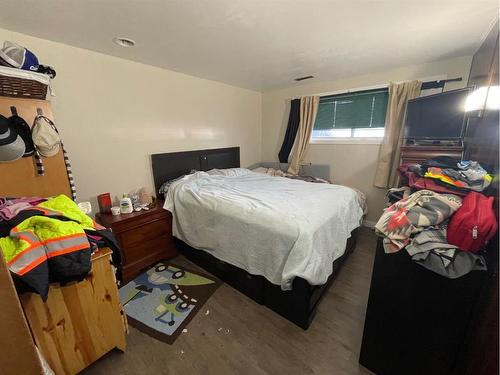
{"left": 0, "top": 41, "right": 24, "bottom": 68}
{"left": 0, "top": 114, "right": 25, "bottom": 162}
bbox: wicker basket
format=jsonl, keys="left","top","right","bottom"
{"left": 0, "top": 74, "right": 48, "bottom": 100}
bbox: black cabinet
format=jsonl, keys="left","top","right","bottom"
{"left": 359, "top": 239, "right": 487, "bottom": 375}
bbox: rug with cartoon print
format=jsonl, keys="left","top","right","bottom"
{"left": 119, "top": 262, "right": 220, "bottom": 344}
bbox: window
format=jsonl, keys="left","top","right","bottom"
{"left": 312, "top": 88, "right": 389, "bottom": 141}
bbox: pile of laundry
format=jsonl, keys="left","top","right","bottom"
{"left": 0, "top": 197, "right": 47, "bottom": 221}
{"left": 376, "top": 158, "right": 497, "bottom": 279}
{"left": 399, "top": 156, "right": 492, "bottom": 197}
{"left": 251, "top": 166, "right": 332, "bottom": 184}
{"left": 0, "top": 195, "right": 120, "bottom": 300}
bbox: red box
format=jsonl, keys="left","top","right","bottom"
{"left": 97, "top": 193, "right": 112, "bottom": 214}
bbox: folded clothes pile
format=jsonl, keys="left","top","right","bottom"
{"left": 425, "top": 163, "right": 491, "bottom": 192}
{"left": 0, "top": 197, "right": 46, "bottom": 221}
{"left": 398, "top": 156, "right": 493, "bottom": 197}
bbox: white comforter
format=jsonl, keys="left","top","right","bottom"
{"left": 164, "top": 169, "right": 363, "bottom": 290}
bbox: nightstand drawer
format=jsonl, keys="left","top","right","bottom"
{"left": 96, "top": 201, "right": 177, "bottom": 282}
{"left": 122, "top": 233, "right": 174, "bottom": 265}
{"left": 119, "top": 219, "right": 170, "bottom": 248}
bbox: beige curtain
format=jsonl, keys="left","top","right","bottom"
{"left": 288, "top": 96, "right": 320, "bottom": 175}
{"left": 373, "top": 81, "right": 422, "bottom": 188}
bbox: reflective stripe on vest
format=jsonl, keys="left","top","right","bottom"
{"left": 7, "top": 232, "right": 89, "bottom": 276}
{"left": 45, "top": 233, "right": 89, "bottom": 258}
{"left": 10, "top": 230, "right": 39, "bottom": 245}
{"left": 8, "top": 244, "right": 46, "bottom": 275}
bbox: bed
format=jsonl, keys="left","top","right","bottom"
{"left": 151, "top": 147, "right": 362, "bottom": 329}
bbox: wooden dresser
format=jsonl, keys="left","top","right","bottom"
{"left": 20, "top": 248, "right": 127, "bottom": 375}
{"left": 96, "top": 202, "right": 178, "bottom": 282}
{"left": 0, "top": 72, "right": 127, "bottom": 375}
{"left": 400, "top": 145, "right": 464, "bottom": 165}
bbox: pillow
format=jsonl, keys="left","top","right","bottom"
{"left": 251, "top": 167, "right": 268, "bottom": 174}
{"left": 250, "top": 167, "right": 286, "bottom": 177}
{"left": 159, "top": 176, "right": 183, "bottom": 196}
{"left": 207, "top": 168, "right": 250, "bottom": 177}
{"left": 158, "top": 169, "right": 197, "bottom": 196}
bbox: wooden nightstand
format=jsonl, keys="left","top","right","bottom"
{"left": 96, "top": 202, "right": 178, "bottom": 282}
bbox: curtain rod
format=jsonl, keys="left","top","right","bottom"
{"left": 291, "top": 76, "right": 463, "bottom": 100}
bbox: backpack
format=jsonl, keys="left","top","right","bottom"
{"left": 447, "top": 192, "right": 498, "bottom": 252}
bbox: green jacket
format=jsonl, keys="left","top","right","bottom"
{"left": 0, "top": 195, "right": 94, "bottom": 300}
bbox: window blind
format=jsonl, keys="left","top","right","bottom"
{"left": 314, "top": 89, "right": 389, "bottom": 130}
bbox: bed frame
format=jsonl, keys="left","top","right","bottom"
{"left": 151, "top": 147, "right": 358, "bottom": 329}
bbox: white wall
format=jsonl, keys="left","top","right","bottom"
{"left": 262, "top": 56, "right": 472, "bottom": 222}
{"left": 0, "top": 28, "right": 262, "bottom": 209}
{"left": 0, "top": 27, "right": 473, "bottom": 223}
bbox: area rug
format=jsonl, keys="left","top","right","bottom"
{"left": 119, "top": 262, "right": 220, "bottom": 344}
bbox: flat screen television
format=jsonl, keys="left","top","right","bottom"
{"left": 404, "top": 87, "right": 471, "bottom": 140}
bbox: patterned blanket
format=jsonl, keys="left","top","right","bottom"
{"left": 375, "top": 190, "right": 462, "bottom": 253}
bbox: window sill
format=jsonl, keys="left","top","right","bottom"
{"left": 310, "top": 137, "right": 383, "bottom": 145}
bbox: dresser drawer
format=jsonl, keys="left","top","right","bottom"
{"left": 111, "top": 209, "right": 172, "bottom": 233}
{"left": 96, "top": 203, "right": 177, "bottom": 282}
{"left": 121, "top": 233, "right": 173, "bottom": 265}
{"left": 119, "top": 219, "right": 170, "bottom": 248}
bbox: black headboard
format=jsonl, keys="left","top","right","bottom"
{"left": 151, "top": 147, "right": 240, "bottom": 196}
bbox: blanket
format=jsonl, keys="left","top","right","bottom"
{"left": 165, "top": 169, "right": 363, "bottom": 290}
{"left": 375, "top": 190, "right": 462, "bottom": 253}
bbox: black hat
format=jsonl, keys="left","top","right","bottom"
{"left": 9, "top": 114, "right": 35, "bottom": 156}
{"left": 0, "top": 114, "right": 25, "bottom": 162}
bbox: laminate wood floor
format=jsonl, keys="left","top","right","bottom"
{"left": 83, "top": 228, "right": 377, "bottom": 375}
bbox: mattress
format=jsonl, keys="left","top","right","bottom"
{"left": 164, "top": 168, "right": 363, "bottom": 290}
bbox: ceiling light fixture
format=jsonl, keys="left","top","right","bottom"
{"left": 112, "top": 37, "right": 136, "bottom": 47}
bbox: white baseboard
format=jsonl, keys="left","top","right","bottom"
{"left": 362, "top": 219, "right": 376, "bottom": 229}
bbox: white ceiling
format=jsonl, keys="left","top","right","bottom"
{"left": 0, "top": 0, "right": 497, "bottom": 91}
